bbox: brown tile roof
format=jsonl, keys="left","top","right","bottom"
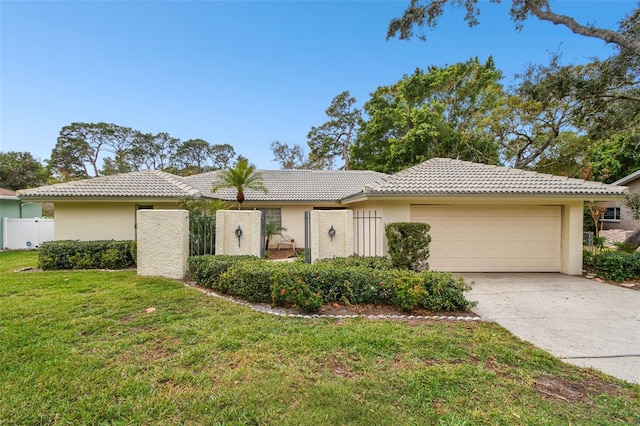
{"left": 184, "top": 169, "right": 387, "bottom": 202}
{"left": 17, "top": 170, "right": 202, "bottom": 199}
{"left": 358, "top": 158, "right": 628, "bottom": 197}
{"left": 0, "top": 188, "right": 17, "bottom": 197}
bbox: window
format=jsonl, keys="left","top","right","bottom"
{"left": 137, "top": 205, "right": 154, "bottom": 210}
{"left": 601, "top": 207, "right": 621, "bottom": 222}
{"left": 257, "top": 208, "right": 281, "bottom": 226}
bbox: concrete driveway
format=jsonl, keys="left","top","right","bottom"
{"left": 459, "top": 273, "right": 640, "bottom": 384}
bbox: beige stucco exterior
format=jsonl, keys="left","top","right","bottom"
{"left": 215, "top": 210, "right": 262, "bottom": 256}
{"left": 602, "top": 178, "right": 640, "bottom": 231}
{"left": 344, "top": 196, "right": 586, "bottom": 275}
{"left": 137, "top": 209, "right": 189, "bottom": 279}
{"left": 310, "top": 210, "right": 353, "bottom": 261}
{"left": 52, "top": 201, "right": 179, "bottom": 241}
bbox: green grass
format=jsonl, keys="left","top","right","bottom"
{"left": 1, "top": 251, "right": 639, "bottom": 425}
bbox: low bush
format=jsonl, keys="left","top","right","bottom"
{"left": 188, "top": 255, "right": 259, "bottom": 289}
{"left": 188, "top": 255, "right": 475, "bottom": 313}
{"left": 271, "top": 269, "right": 322, "bottom": 312}
{"left": 315, "top": 256, "right": 395, "bottom": 270}
{"left": 38, "top": 240, "right": 136, "bottom": 270}
{"left": 385, "top": 222, "right": 431, "bottom": 271}
{"left": 593, "top": 251, "right": 640, "bottom": 282}
{"left": 218, "top": 261, "right": 276, "bottom": 302}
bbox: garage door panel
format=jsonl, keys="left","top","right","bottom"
{"left": 411, "top": 205, "right": 561, "bottom": 272}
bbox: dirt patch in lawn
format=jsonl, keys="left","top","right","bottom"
{"left": 535, "top": 374, "right": 625, "bottom": 403}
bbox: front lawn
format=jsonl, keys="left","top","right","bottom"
{"left": 1, "top": 251, "right": 638, "bottom": 425}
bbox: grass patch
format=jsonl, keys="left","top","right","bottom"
{"left": 1, "top": 251, "right": 639, "bottom": 424}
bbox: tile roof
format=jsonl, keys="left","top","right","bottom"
{"left": 17, "top": 170, "right": 202, "bottom": 199}
{"left": 359, "top": 158, "right": 628, "bottom": 197}
{"left": 16, "top": 159, "right": 626, "bottom": 202}
{"left": 0, "top": 188, "right": 17, "bottom": 197}
{"left": 612, "top": 169, "right": 640, "bottom": 186}
{"left": 184, "top": 169, "right": 387, "bottom": 202}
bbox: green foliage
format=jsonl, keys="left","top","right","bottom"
{"left": 307, "top": 91, "right": 361, "bottom": 169}
{"left": 586, "top": 134, "right": 640, "bottom": 183}
{"left": 593, "top": 251, "right": 640, "bottom": 282}
{"left": 270, "top": 270, "right": 322, "bottom": 313}
{"left": 316, "top": 256, "right": 395, "bottom": 270}
{"left": 613, "top": 241, "right": 638, "bottom": 253}
{"left": 218, "top": 260, "right": 276, "bottom": 302}
{"left": 38, "top": 240, "right": 136, "bottom": 270}
{"left": 387, "top": 271, "right": 428, "bottom": 312}
{"left": 385, "top": 222, "right": 431, "bottom": 271}
{"left": 3, "top": 251, "right": 639, "bottom": 425}
{"left": 626, "top": 193, "right": 640, "bottom": 221}
{"left": 387, "top": 0, "right": 639, "bottom": 56}
{"left": 188, "top": 255, "right": 259, "bottom": 290}
{"left": 422, "top": 271, "right": 473, "bottom": 311}
{"left": 583, "top": 249, "right": 594, "bottom": 268}
{"left": 0, "top": 151, "right": 48, "bottom": 190}
{"left": 211, "top": 158, "right": 267, "bottom": 209}
{"left": 264, "top": 222, "right": 286, "bottom": 250}
{"left": 188, "top": 255, "right": 473, "bottom": 312}
{"left": 351, "top": 58, "right": 502, "bottom": 173}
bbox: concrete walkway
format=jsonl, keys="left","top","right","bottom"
{"left": 460, "top": 273, "right": 640, "bottom": 384}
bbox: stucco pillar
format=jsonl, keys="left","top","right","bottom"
{"left": 310, "top": 210, "right": 353, "bottom": 262}
{"left": 215, "top": 210, "right": 262, "bottom": 257}
{"left": 561, "top": 202, "right": 584, "bottom": 275}
{"left": 137, "top": 209, "right": 189, "bottom": 280}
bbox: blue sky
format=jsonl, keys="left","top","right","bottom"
{"left": 0, "top": 1, "right": 635, "bottom": 170}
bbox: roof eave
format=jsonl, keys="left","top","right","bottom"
{"left": 342, "top": 191, "right": 628, "bottom": 204}
{"left": 612, "top": 169, "right": 640, "bottom": 186}
{"left": 17, "top": 195, "right": 194, "bottom": 203}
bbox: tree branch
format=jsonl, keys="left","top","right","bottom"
{"left": 525, "top": 0, "right": 640, "bottom": 56}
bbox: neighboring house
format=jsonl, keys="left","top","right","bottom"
{"left": 1, "top": 188, "right": 43, "bottom": 248}
{"left": 600, "top": 169, "right": 640, "bottom": 232}
{"left": 18, "top": 158, "right": 627, "bottom": 275}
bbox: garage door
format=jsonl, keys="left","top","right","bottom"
{"left": 410, "top": 205, "right": 561, "bottom": 272}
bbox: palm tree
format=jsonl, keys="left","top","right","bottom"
{"left": 211, "top": 159, "right": 267, "bottom": 209}
{"left": 265, "top": 222, "right": 287, "bottom": 251}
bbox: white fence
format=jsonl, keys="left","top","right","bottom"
{"left": 3, "top": 218, "right": 54, "bottom": 249}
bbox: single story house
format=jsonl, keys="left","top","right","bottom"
{"left": 18, "top": 158, "right": 627, "bottom": 275}
{"left": 601, "top": 169, "right": 640, "bottom": 232}
{"left": 1, "top": 187, "right": 43, "bottom": 247}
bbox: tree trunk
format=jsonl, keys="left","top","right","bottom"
{"left": 624, "top": 228, "right": 640, "bottom": 251}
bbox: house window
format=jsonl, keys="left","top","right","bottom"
{"left": 601, "top": 207, "right": 621, "bottom": 222}
{"left": 258, "top": 208, "right": 282, "bottom": 226}
{"left": 137, "top": 205, "right": 154, "bottom": 210}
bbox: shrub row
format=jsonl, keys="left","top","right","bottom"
{"left": 592, "top": 251, "right": 640, "bottom": 282}
{"left": 188, "top": 255, "right": 474, "bottom": 313}
{"left": 39, "top": 240, "right": 136, "bottom": 270}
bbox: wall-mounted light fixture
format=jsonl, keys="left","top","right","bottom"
{"left": 235, "top": 225, "right": 243, "bottom": 247}
{"left": 328, "top": 225, "right": 336, "bottom": 241}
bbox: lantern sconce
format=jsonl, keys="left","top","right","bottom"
{"left": 235, "top": 225, "right": 243, "bottom": 247}
{"left": 328, "top": 225, "right": 336, "bottom": 241}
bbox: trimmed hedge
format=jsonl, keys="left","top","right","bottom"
{"left": 593, "top": 251, "right": 640, "bottom": 282}
{"left": 39, "top": 240, "right": 136, "bottom": 270}
{"left": 385, "top": 222, "right": 431, "bottom": 271}
{"left": 188, "top": 255, "right": 474, "bottom": 313}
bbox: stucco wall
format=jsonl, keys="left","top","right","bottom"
{"left": 279, "top": 205, "right": 313, "bottom": 249}
{"left": 216, "top": 210, "right": 262, "bottom": 256}
{"left": 561, "top": 201, "right": 584, "bottom": 275}
{"left": 54, "top": 202, "right": 136, "bottom": 241}
{"left": 52, "top": 201, "right": 180, "bottom": 241}
{"left": 137, "top": 209, "right": 189, "bottom": 279}
{"left": 347, "top": 197, "right": 586, "bottom": 275}
{"left": 310, "top": 210, "right": 353, "bottom": 261}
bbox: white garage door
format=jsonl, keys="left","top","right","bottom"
{"left": 410, "top": 205, "right": 561, "bottom": 272}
